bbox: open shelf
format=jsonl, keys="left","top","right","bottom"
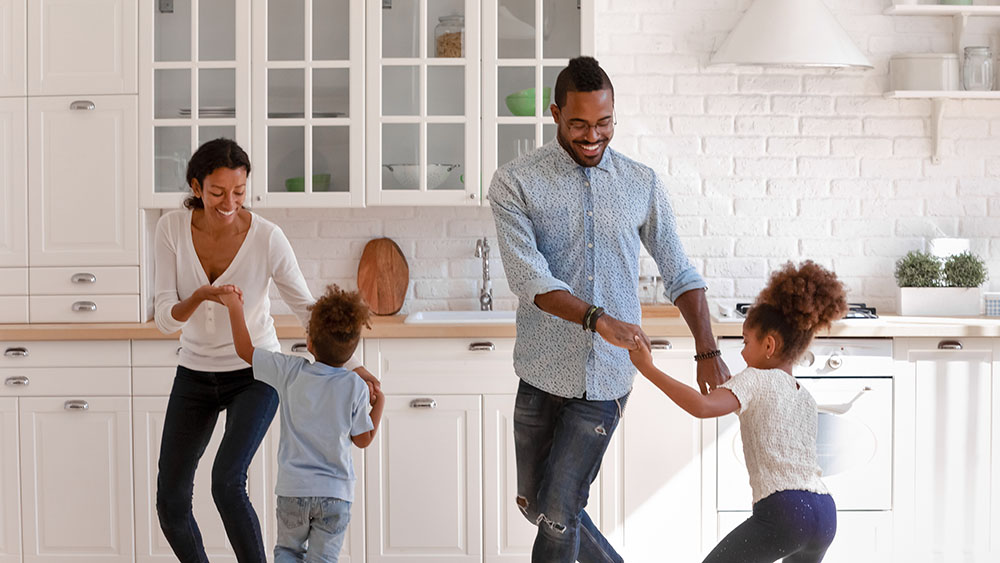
{"left": 885, "top": 5, "right": 1000, "bottom": 17}
{"left": 886, "top": 90, "right": 1000, "bottom": 99}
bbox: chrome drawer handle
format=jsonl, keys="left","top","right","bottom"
{"left": 410, "top": 398, "right": 437, "bottom": 409}
{"left": 938, "top": 340, "right": 963, "bottom": 350}
{"left": 72, "top": 301, "right": 97, "bottom": 312}
{"left": 650, "top": 339, "right": 672, "bottom": 350}
{"left": 4, "top": 376, "right": 28, "bottom": 386}
{"left": 468, "top": 342, "right": 495, "bottom": 352}
{"left": 71, "top": 273, "right": 97, "bottom": 284}
{"left": 70, "top": 100, "right": 95, "bottom": 110}
{"left": 64, "top": 400, "right": 89, "bottom": 411}
{"left": 291, "top": 343, "right": 309, "bottom": 353}
{"left": 4, "top": 347, "right": 28, "bottom": 358}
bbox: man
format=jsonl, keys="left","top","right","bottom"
{"left": 488, "top": 56, "right": 730, "bottom": 562}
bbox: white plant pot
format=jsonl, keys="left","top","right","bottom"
{"left": 898, "top": 287, "right": 982, "bottom": 316}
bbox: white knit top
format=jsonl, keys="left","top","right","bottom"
{"left": 719, "top": 367, "right": 828, "bottom": 505}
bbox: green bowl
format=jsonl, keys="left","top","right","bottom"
{"left": 505, "top": 87, "right": 552, "bottom": 116}
{"left": 285, "top": 174, "right": 331, "bottom": 192}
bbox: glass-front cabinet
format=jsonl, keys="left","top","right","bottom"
{"left": 140, "top": 0, "right": 250, "bottom": 209}
{"left": 365, "top": 0, "right": 481, "bottom": 206}
{"left": 483, "top": 0, "right": 593, "bottom": 200}
{"left": 251, "top": 0, "right": 365, "bottom": 207}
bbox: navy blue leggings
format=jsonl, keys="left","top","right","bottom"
{"left": 704, "top": 490, "right": 837, "bottom": 563}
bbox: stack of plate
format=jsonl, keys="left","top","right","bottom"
{"left": 178, "top": 106, "right": 236, "bottom": 118}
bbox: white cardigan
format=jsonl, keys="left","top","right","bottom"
{"left": 154, "top": 209, "right": 359, "bottom": 373}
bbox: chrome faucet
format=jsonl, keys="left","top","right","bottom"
{"left": 475, "top": 237, "right": 493, "bottom": 311}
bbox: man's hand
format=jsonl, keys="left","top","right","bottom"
{"left": 628, "top": 335, "right": 654, "bottom": 372}
{"left": 696, "top": 356, "right": 731, "bottom": 395}
{"left": 353, "top": 366, "right": 382, "bottom": 405}
{"left": 595, "top": 315, "right": 651, "bottom": 351}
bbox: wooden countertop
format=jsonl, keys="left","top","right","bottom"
{"left": 2, "top": 310, "right": 1000, "bottom": 340}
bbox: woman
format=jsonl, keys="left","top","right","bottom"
{"left": 153, "top": 138, "right": 374, "bottom": 562}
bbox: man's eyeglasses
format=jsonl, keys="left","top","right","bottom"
{"left": 565, "top": 113, "right": 616, "bottom": 136}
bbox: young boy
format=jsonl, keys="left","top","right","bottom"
{"left": 220, "top": 283, "right": 385, "bottom": 563}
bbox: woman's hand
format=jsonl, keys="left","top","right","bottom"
{"left": 195, "top": 284, "right": 243, "bottom": 305}
{"left": 353, "top": 366, "right": 382, "bottom": 404}
{"left": 628, "top": 335, "right": 655, "bottom": 372}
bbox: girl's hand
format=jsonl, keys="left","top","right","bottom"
{"left": 628, "top": 335, "right": 654, "bottom": 371}
{"left": 196, "top": 284, "right": 243, "bottom": 305}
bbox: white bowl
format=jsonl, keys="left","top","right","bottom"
{"left": 383, "top": 163, "right": 458, "bottom": 189}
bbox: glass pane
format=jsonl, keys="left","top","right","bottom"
{"left": 382, "top": 124, "right": 419, "bottom": 191}
{"left": 498, "top": 66, "right": 534, "bottom": 117}
{"left": 429, "top": 0, "right": 464, "bottom": 58}
{"left": 268, "top": 69, "right": 305, "bottom": 118}
{"left": 314, "top": 0, "right": 350, "bottom": 61}
{"left": 199, "top": 69, "right": 236, "bottom": 118}
{"left": 268, "top": 127, "right": 305, "bottom": 193}
{"left": 542, "top": 0, "right": 580, "bottom": 59}
{"left": 268, "top": 0, "right": 305, "bottom": 61}
{"left": 427, "top": 66, "right": 463, "bottom": 116}
{"left": 155, "top": 0, "right": 191, "bottom": 62}
{"left": 498, "top": 124, "right": 535, "bottom": 168}
{"left": 199, "top": 0, "right": 236, "bottom": 61}
{"left": 154, "top": 127, "right": 191, "bottom": 193}
{"left": 313, "top": 69, "right": 350, "bottom": 117}
{"left": 427, "top": 123, "right": 463, "bottom": 190}
{"left": 543, "top": 123, "right": 556, "bottom": 144}
{"left": 383, "top": 66, "right": 419, "bottom": 116}
{"left": 382, "top": 0, "right": 419, "bottom": 58}
{"left": 313, "top": 127, "right": 350, "bottom": 193}
{"left": 498, "top": 0, "right": 534, "bottom": 59}
{"left": 543, "top": 65, "right": 561, "bottom": 116}
{"left": 199, "top": 125, "right": 236, "bottom": 147}
{"left": 155, "top": 69, "right": 191, "bottom": 119}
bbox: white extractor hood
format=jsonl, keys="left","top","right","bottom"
{"left": 710, "top": 0, "right": 873, "bottom": 69}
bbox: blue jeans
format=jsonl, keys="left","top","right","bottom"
{"left": 704, "top": 490, "right": 837, "bottom": 563}
{"left": 156, "top": 365, "right": 279, "bottom": 563}
{"left": 274, "top": 496, "right": 352, "bottom": 563}
{"left": 513, "top": 379, "right": 628, "bottom": 563}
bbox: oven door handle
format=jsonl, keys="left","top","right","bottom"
{"left": 817, "top": 386, "right": 872, "bottom": 415}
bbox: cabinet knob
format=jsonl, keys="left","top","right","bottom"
{"left": 827, "top": 354, "right": 843, "bottom": 370}
{"left": 650, "top": 339, "right": 672, "bottom": 350}
{"left": 71, "top": 272, "right": 97, "bottom": 284}
{"left": 468, "top": 342, "right": 495, "bottom": 352}
{"left": 410, "top": 398, "right": 437, "bottom": 409}
{"left": 938, "top": 340, "right": 963, "bottom": 350}
{"left": 64, "top": 400, "right": 89, "bottom": 411}
{"left": 3, "top": 347, "right": 28, "bottom": 358}
{"left": 291, "top": 343, "right": 309, "bottom": 353}
{"left": 4, "top": 376, "right": 28, "bottom": 387}
{"left": 72, "top": 301, "right": 98, "bottom": 312}
{"left": 70, "top": 100, "right": 96, "bottom": 110}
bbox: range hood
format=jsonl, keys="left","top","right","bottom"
{"left": 710, "top": 0, "right": 872, "bottom": 69}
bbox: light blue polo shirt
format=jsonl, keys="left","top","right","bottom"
{"left": 253, "top": 348, "right": 373, "bottom": 501}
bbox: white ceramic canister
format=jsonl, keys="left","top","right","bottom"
{"left": 890, "top": 53, "right": 961, "bottom": 91}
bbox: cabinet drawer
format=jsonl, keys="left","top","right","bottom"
{"left": 0, "top": 367, "right": 130, "bottom": 396}
{"left": 29, "top": 294, "right": 140, "bottom": 323}
{"left": 132, "top": 366, "right": 177, "bottom": 396}
{"left": 0, "top": 297, "right": 28, "bottom": 323}
{"left": 0, "top": 268, "right": 27, "bottom": 294}
{"left": 131, "top": 340, "right": 182, "bottom": 367}
{"left": 367, "top": 338, "right": 516, "bottom": 394}
{"left": 0, "top": 340, "right": 130, "bottom": 367}
{"left": 29, "top": 266, "right": 139, "bottom": 294}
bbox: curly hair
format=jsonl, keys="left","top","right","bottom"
{"left": 744, "top": 261, "right": 848, "bottom": 362}
{"left": 308, "top": 284, "right": 371, "bottom": 365}
{"left": 554, "top": 56, "right": 615, "bottom": 108}
{"left": 183, "top": 138, "right": 252, "bottom": 210}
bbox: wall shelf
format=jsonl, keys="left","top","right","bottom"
{"left": 883, "top": 91, "right": 1000, "bottom": 164}
{"left": 884, "top": 5, "right": 1000, "bottom": 17}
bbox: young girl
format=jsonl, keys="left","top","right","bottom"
{"left": 629, "top": 260, "right": 846, "bottom": 563}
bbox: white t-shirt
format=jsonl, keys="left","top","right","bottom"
{"left": 154, "top": 209, "right": 360, "bottom": 372}
{"left": 720, "top": 367, "right": 829, "bottom": 505}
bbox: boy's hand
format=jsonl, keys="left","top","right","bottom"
{"left": 353, "top": 366, "right": 381, "bottom": 404}
{"left": 629, "top": 335, "right": 654, "bottom": 371}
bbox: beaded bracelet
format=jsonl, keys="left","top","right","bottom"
{"left": 693, "top": 349, "right": 722, "bottom": 361}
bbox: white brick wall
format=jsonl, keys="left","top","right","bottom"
{"left": 267, "top": 0, "right": 1000, "bottom": 316}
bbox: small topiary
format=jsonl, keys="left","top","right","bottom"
{"left": 895, "top": 251, "right": 942, "bottom": 288}
{"left": 942, "top": 251, "right": 988, "bottom": 288}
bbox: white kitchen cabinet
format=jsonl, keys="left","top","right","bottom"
{"left": 894, "top": 338, "right": 999, "bottom": 563}
{"left": 0, "top": 398, "right": 19, "bottom": 563}
{"left": 28, "top": 95, "right": 138, "bottom": 267}
{"left": 0, "top": 98, "right": 27, "bottom": 323}
{"left": 27, "top": 0, "right": 137, "bottom": 95}
{"left": 0, "top": 0, "right": 25, "bottom": 96}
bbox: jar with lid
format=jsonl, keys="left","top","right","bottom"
{"left": 435, "top": 15, "right": 464, "bottom": 58}
{"left": 962, "top": 46, "right": 994, "bottom": 91}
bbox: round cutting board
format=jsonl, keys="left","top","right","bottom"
{"left": 357, "top": 237, "right": 410, "bottom": 316}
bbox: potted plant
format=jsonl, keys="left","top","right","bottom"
{"left": 896, "top": 250, "right": 988, "bottom": 316}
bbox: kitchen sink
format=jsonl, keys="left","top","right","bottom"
{"left": 404, "top": 310, "right": 516, "bottom": 324}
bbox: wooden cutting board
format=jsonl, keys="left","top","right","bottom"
{"left": 357, "top": 238, "right": 410, "bottom": 316}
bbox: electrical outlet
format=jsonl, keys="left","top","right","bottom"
{"left": 159, "top": 0, "right": 174, "bottom": 14}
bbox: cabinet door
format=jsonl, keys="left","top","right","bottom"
{"left": 366, "top": 0, "right": 481, "bottom": 206}
{"left": 28, "top": 95, "right": 138, "bottom": 267}
{"left": 0, "top": 398, "right": 19, "bottom": 563}
{"left": 133, "top": 396, "right": 270, "bottom": 563}
{"left": 895, "top": 338, "right": 997, "bottom": 560}
{"left": 366, "top": 394, "right": 481, "bottom": 562}
{"left": 620, "top": 337, "right": 703, "bottom": 562}
{"left": 19, "top": 396, "right": 133, "bottom": 563}
{"left": 0, "top": 98, "right": 26, "bottom": 269}
{"left": 0, "top": 0, "right": 25, "bottom": 96}
{"left": 27, "top": 0, "right": 137, "bottom": 95}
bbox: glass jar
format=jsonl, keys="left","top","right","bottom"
{"left": 962, "top": 46, "right": 994, "bottom": 91}
{"left": 638, "top": 275, "right": 659, "bottom": 304}
{"left": 435, "top": 15, "right": 464, "bottom": 58}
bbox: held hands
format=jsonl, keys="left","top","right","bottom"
{"left": 595, "top": 314, "right": 651, "bottom": 351}
{"left": 197, "top": 284, "right": 243, "bottom": 306}
{"left": 696, "top": 355, "right": 731, "bottom": 396}
{"left": 628, "top": 335, "right": 654, "bottom": 372}
{"left": 353, "top": 366, "right": 382, "bottom": 405}
{"left": 215, "top": 285, "right": 244, "bottom": 309}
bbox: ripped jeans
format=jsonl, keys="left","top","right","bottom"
{"left": 513, "top": 379, "right": 628, "bottom": 563}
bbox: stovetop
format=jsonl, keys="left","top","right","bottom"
{"left": 733, "top": 302, "right": 878, "bottom": 319}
